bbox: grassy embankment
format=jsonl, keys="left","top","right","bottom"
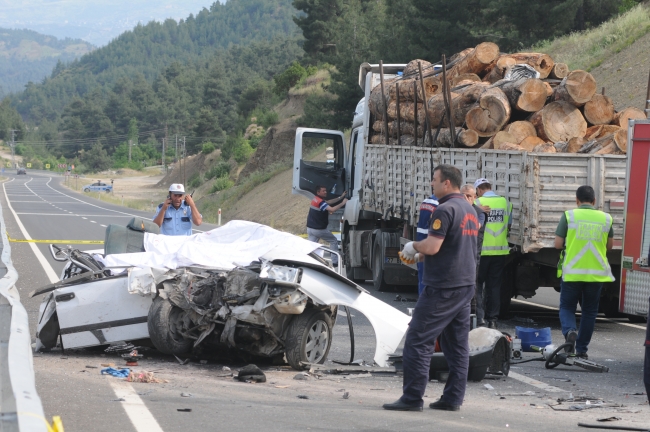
{"left": 535, "top": 3, "right": 650, "bottom": 70}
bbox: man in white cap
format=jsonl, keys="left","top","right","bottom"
{"left": 474, "top": 178, "right": 512, "bottom": 328}
{"left": 153, "top": 183, "right": 202, "bottom": 235}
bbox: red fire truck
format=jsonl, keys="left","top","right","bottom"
{"left": 619, "top": 119, "right": 650, "bottom": 322}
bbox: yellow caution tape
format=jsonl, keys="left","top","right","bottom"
{"left": 6, "top": 232, "right": 103, "bottom": 244}
{"left": 297, "top": 232, "right": 340, "bottom": 239}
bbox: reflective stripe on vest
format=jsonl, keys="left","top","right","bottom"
{"left": 479, "top": 196, "right": 511, "bottom": 256}
{"left": 562, "top": 209, "right": 614, "bottom": 282}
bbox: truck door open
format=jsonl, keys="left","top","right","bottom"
{"left": 293, "top": 128, "right": 346, "bottom": 199}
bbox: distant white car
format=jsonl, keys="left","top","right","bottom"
{"left": 83, "top": 181, "right": 112, "bottom": 193}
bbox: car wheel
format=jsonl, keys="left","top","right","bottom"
{"left": 37, "top": 311, "right": 60, "bottom": 350}
{"left": 83, "top": 188, "right": 90, "bottom": 192}
{"left": 105, "top": 189, "right": 111, "bottom": 193}
{"left": 147, "top": 296, "right": 193, "bottom": 356}
{"left": 285, "top": 309, "right": 332, "bottom": 370}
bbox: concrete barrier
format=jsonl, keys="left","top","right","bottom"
{"left": 0, "top": 194, "right": 47, "bottom": 431}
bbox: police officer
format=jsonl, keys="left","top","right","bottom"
{"left": 153, "top": 183, "right": 202, "bottom": 235}
{"left": 474, "top": 178, "right": 512, "bottom": 328}
{"left": 415, "top": 194, "right": 439, "bottom": 295}
{"left": 554, "top": 185, "right": 613, "bottom": 358}
{"left": 383, "top": 164, "right": 478, "bottom": 412}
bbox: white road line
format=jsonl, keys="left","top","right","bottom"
{"left": 108, "top": 381, "right": 164, "bottom": 432}
{"left": 508, "top": 372, "right": 568, "bottom": 393}
{"left": 82, "top": 217, "right": 87, "bottom": 219}
{"left": 5, "top": 177, "right": 163, "bottom": 432}
{"left": 90, "top": 221, "right": 96, "bottom": 223}
{"left": 512, "top": 298, "right": 646, "bottom": 331}
{"left": 100, "top": 224, "right": 107, "bottom": 227}
{"left": 2, "top": 178, "right": 59, "bottom": 283}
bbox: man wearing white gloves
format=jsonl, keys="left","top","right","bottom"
{"left": 384, "top": 164, "right": 479, "bottom": 412}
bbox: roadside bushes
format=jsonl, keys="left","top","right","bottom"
{"left": 205, "top": 161, "right": 231, "bottom": 180}
{"left": 210, "top": 176, "right": 234, "bottom": 193}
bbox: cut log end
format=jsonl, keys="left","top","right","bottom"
{"left": 583, "top": 94, "right": 615, "bottom": 125}
{"left": 613, "top": 107, "right": 646, "bottom": 127}
{"left": 530, "top": 101, "right": 587, "bottom": 142}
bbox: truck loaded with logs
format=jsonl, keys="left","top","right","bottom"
{"left": 292, "top": 42, "right": 644, "bottom": 321}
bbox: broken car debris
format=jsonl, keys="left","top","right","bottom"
{"left": 32, "top": 220, "right": 410, "bottom": 370}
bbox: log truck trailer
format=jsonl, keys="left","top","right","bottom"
{"left": 293, "top": 62, "right": 645, "bottom": 322}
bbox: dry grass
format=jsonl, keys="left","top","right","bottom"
{"left": 289, "top": 68, "right": 332, "bottom": 96}
{"left": 535, "top": 4, "right": 650, "bottom": 71}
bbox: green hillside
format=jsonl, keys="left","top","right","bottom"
{"left": 0, "top": 28, "right": 93, "bottom": 96}
{"left": 13, "top": 0, "right": 300, "bottom": 123}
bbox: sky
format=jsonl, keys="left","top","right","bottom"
{"left": 0, "top": 0, "right": 221, "bottom": 46}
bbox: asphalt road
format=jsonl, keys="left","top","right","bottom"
{"left": 2, "top": 172, "right": 649, "bottom": 432}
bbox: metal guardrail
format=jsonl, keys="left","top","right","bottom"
{"left": 0, "top": 194, "right": 47, "bottom": 431}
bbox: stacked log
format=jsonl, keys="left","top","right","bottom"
{"left": 368, "top": 42, "right": 646, "bottom": 154}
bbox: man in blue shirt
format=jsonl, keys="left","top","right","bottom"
{"left": 153, "top": 183, "right": 202, "bottom": 235}
{"left": 415, "top": 194, "right": 438, "bottom": 295}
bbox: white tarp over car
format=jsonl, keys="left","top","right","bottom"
{"left": 101, "top": 220, "right": 322, "bottom": 270}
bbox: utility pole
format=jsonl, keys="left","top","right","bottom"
{"left": 9, "top": 129, "right": 17, "bottom": 168}
{"left": 162, "top": 138, "right": 165, "bottom": 172}
{"left": 128, "top": 139, "right": 132, "bottom": 162}
{"left": 182, "top": 136, "right": 186, "bottom": 185}
{"left": 175, "top": 134, "right": 178, "bottom": 162}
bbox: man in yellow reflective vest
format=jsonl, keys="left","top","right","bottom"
{"left": 555, "top": 185, "right": 614, "bottom": 359}
{"left": 474, "top": 178, "right": 512, "bottom": 329}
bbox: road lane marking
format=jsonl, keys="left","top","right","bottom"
{"left": 82, "top": 217, "right": 87, "bottom": 219}
{"left": 2, "top": 179, "right": 59, "bottom": 283}
{"left": 109, "top": 381, "right": 164, "bottom": 432}
{"left": 90, "top": 221, "right": 96, "bottom": 223}
{"left": 100, "top": 224, "right": 107, "bottom": 227}
{"left": 512, "top": 298, "right": 646, "bottom": 330}
{"left": 6, "top": 177, "right": 163, "bottom": 431}
{"left": 508, "top": 372, "right": 568, "bottom": 393}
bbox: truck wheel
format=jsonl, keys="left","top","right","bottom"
{"left": 499, "top": 262, "right": 515, "bottom": 318}
{"left": 601, "top": 296, "right": 622, "bottom": 318}
{"left": 344, "top": 237, "right": 365, "bottom": 283}
{"left": 147, "top": 296, "right": 193, "bottom": 356}
{"left": 627, "top": 314, "right": 648, "bottom": 324}
{"left": 285, "top": 309, "right": 332, "bottom": 370}
{"left": 372, "top": 243, "right": 390, "bottom": 292}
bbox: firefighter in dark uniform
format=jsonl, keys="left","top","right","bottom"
{"left": 383, "top": 164, "right": 478, "bottom": 412}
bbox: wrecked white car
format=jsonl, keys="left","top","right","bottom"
{"left": 33, "top": 220, "right": 410, "bottom": 370}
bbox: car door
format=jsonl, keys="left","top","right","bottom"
{"left": 54, "top": 275, "right": 152, "bottom": 349}
{"left": 293, "top": 128, "right": 347, "bottom": 200}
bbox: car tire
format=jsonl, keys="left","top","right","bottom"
{"left": 285, "top": 309, "right": 332, "bottom": 370}
{"left": 147, "top": 296, "right": 193, "bottom": 356}
{"left": 105, "top": 189, "right": 111, "bottom": 193}
{"left": 37, "top": 311, "right": 60, "bottom": 350}
{"left": 83, "top": 188, "right": 90, "bottom": 192}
